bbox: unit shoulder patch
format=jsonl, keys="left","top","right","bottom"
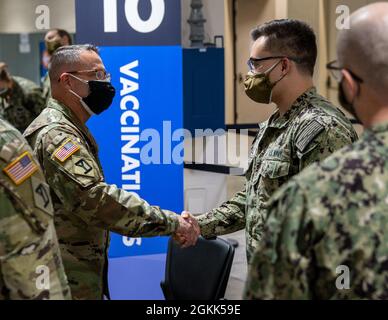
{"left": 72, "top": 156, "right": 95, "bottom": 177}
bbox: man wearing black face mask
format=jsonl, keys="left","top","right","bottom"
{"left": 194, "top": 19, "right": 358, "bottom": 263}
{"left": 245, "top": 2, "right": 388, "bottom": 299}
{"left": 23, "top": 45, "right": 200, "bottom": 300}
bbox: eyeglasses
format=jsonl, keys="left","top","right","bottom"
{"left": 247, "top": 56, "right": 302, "bottom": 72}
{"left": 326, "top": 60, "right": 363, "bottom": 83}
{"left": 66, "top": 69, "right": 111, "bottom": 81}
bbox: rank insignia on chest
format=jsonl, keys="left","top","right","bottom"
{"left": 54, "top": 139, "right": 80, "bottom": 162}
{"left": 3, "top": 151, "right": 38, "bottom": 185}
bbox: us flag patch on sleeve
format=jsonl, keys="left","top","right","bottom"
{"left": 3, "top": 152, "right": 38, "bottom": 185}
{"left": 54, "top": 139, "right": 80, "bottom": 162}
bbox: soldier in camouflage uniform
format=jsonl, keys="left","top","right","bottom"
{"left": 24, "top": 45, "right": 199, "bottom": 300}
{"left": 0, "top": 117, "right": 70, "bottom": 299}
{"left": 195, "top": 19, "right": 358, "bottom": 262}
{"left": 244, "top": 3, "right": 388, "bottom": 299}
{"left": 41, "top": 29, "right": 73, "bottom": 105}
{"left": 0, "top": 63, "right": 45, "bottom": 133}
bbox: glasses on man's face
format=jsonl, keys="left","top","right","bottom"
{"left": 67, "top": 69, "right": 111, "bottom": 81}
{"left": 326, "top": 60, "right": 363, "bottom": 83}
{"left": 247, "top": 56, "right": 286, "bottom": 73}
{"left": 247, "top": 55, "right": 303, "bottom": 73}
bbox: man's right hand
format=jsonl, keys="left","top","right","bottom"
{"left": 174, "top": 211, "right": 200, "bottom": 248}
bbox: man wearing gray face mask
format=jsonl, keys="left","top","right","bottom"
{"left": 191, "top": 19, "right": 358, "bottom": 263}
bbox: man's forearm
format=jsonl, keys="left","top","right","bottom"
{"left": 196, "top": 191, "right": 247, "bottom": 238}
{"left": 72, "top": 181, "right": 179, "bottom": 237}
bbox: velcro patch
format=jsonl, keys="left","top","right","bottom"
{"left": 0, "top": 144, "right": 14, "bottom": 162}
{"left": 52, "top": 134, "right": 68, "bottom": 146}
{"left": 3, "top": 151, "right": 38, "bottom": 185}
{"left": 53, "top": 138, "right": 80, "bottom": 162}
{"left": 295, "top": 120, "right": 325, "bottom": 153}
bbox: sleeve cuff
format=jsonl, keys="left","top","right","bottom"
{"left": 196, "top": 213, "right": 214, "bottom": 238}
{"left": 164, "top": 211, "right": 179, "bottom": 234}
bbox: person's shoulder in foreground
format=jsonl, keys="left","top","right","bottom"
{"left": 0, "top": 117, "right": 70, "bottom": 300}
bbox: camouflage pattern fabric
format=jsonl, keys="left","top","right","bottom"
{"left": 196, "top": 87, "right": 358, "bottom": 261}
{"left": 24, "top": 98, "right": 179, "bottom": 300}
{"left": 0, "top": 117, "right": 70, "bottom": 300}
{"left": 41, "top": 73, "right": 51, "bottom": 106}
{"left": 244, "top": 121, "right": 388, "bottom": 300}
{"left": 0, "top": 76, "right": 45, "bottom": 133}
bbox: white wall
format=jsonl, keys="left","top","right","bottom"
{"left": 0, "top": 0, "right": 225, "bottom": 48}
{"left": 0, "top": 0, "right": 76, "bottom": 33}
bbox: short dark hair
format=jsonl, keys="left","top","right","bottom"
{"left": 49, "top": 44, "right": 99, "bottom": 81}
{"left": 0, "top": 62, "right": 10, "bottom": 82}
{"left": 52, "top": 28, "right": 73, "bottom": 45}
{"left": 251, "top": 19, "right": 317, "bottom": 76}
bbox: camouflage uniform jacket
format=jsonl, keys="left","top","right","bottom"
{"left": 244, "top": 121, "right": 388, "bottom": 300}
{"left": 24, "top": 98, "right": 179, "bottom": 300}
{"left": 197, "top": 87, "right": 358, "bottom": 260}
{"left": 41, "top": 73, "right": 51, "bottom": 106}
{"left": 0, "top": 76, "right": 45, "bottom": 133}
{"left": 0, "top": 117, "right": 70, "bottom": 299}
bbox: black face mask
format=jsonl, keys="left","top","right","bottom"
{"left": 69, "top": 74, "right": 116, "bottom": 115}
{"left": 338, "top": 81, "right": 361, "bottom": 123}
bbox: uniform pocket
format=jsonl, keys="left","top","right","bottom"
{"left": 260, "top": 160, "right": 290, "bottom": 179}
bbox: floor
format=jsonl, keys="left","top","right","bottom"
{"left": 221, "top": 230, "right": 247, "bottom": 300}
{"left": 220, "top": 174, "right": 248, "bottom": 300}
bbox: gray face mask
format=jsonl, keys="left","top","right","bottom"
{"left": 68, "top": 73, "right": 116, "bottom": 116}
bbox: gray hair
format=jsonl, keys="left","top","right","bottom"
{"left": 337, "top": 3, "right": 388, "bottom": 96}
{"left": 49, "top": 44, "right": 99, "bottom": 82}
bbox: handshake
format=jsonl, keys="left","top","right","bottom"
{"left": 174, "top": 211, "right": 201, "bottom": 248}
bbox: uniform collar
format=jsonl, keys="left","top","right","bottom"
{"left": 365, "top": 121, "right": 388, "bottom": 135}
{"left": 268, "top": 87, "right": 317, "bottom": 129}
{"left": 47, "top": 98, "right": 98, "bottom": 150}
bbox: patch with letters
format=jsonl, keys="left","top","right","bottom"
{"left": 72, "top": 156, "right": 94, "bottom": 177}
{"left": 31, "top": 176, "right": 54, "bottom": 215}
{"left": 295, "top": 120, "right": 325, "bottom": 153}
{"left": 53, "top": 138, "right": 80, "bottom": 162}
{"left": 3, "top": 151, "right": 38, "bottom": 185}
{"left": 266, "top": 148, "right": 285, "bottom": 159}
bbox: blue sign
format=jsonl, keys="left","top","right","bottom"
{"left": 76, "top": 0, "right": 181, "bottom": 46}
{"left": 87, "top": 45, "right": 183, "bottom": 258}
